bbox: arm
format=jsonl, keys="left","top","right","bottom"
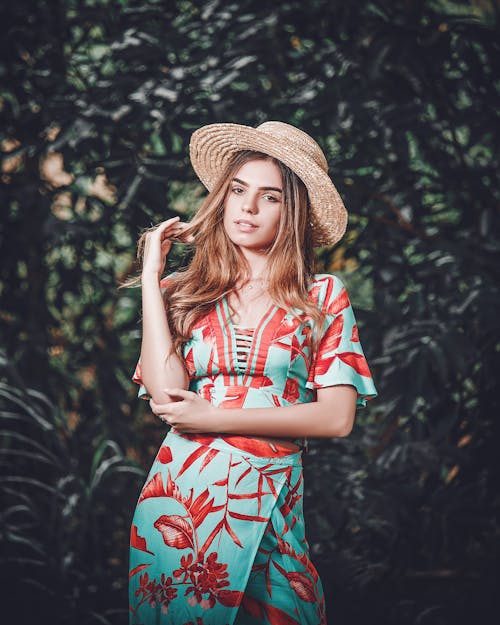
{"left": 213, "top": 384, "right": 357, "bottom": 438}
{"left": 156, "top": 384, "right": 358, "bottom": 438}
{"left": 136, "top": 216, "right": 194, "bottom": 404}
{"left": 139, "top": 272, "right": 189, "bottom": 404}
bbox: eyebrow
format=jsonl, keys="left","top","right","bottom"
{"left": 232, "top": 177, "right": 282, "bottom": 193}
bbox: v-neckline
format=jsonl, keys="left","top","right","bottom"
{"left": 218, "top": 295, "right": 280, "bottom": 378}
{"left": 220, "top": 295, "right": 278, "bottom": 332}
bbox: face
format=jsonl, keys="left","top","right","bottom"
{"left": 223, "top": 158, "right": 283, "bottom": 252}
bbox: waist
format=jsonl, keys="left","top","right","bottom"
{"left": 190, "top": 381, "right": 314, "bottom": 409}
{"left": 170, "top": 428, "right": 303, "bottom": 459}
{"left": 188, "top": 382, "right": 307, "bottom": 453}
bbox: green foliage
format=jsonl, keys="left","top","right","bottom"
{"left": 1, "top": 0, "right": 499, "bottom": 623}
{"left": 0, "top": 351, "right": 145, "bottom": 623}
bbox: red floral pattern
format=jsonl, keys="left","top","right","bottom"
{"left": 132, "top": 274, "right": 378, "bottom": 422}
{"left": 129, "top": 432, "right": 327, "bottom": 624}
{"left": 129, "top": 273, "right": 378, "bottom": 624}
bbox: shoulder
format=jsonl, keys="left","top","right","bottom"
{"left": 308, "top": 273, "right": 351, "bottom": 314}
{"left": 309, "top": 273, "right": 345, "bottom": 290}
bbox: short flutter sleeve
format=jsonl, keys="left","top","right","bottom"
{"left": 131, "top": 273, "right": 177, "bottom": 401}
{"left": 306, "top": 274, "right": 378, "bottom": 408}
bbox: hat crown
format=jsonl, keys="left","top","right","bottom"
{"left": 256, "top": 121, "right": 328, "bottom": 173}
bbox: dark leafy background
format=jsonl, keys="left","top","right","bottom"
{"left": 1, "top": 0, "right": 499, "bottom": 623}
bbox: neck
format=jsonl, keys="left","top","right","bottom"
{"left": 238, "top": 247, "right": 269, "bottom": 281}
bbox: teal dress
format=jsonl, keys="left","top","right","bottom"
{"left": 129, "top": 273, "right": 378, "bottom": 624}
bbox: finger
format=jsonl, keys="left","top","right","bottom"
{"left": 163, "top": 388, "right": 195, "bottom": 401}
{"left": 146, "top": 217, "right": 179, "bottom": 236}
{"left": 158, "top": 224, "right": 183, "bottom": 240}
{"left": 159, "top": 216, "right": 180, "bottom": 227}
{"left": 172, "top": 228, "right": 196, "bottom": 243}
{"left": 178, "top": 224, "right": 196, "bottom": 242}
{"left": 149, "top": 397, "right": 181, "bottom": 415}
{"left": 167, "top": 225, "right": 194, "bottom": 243}
{"left": 162, "top": 402, "right": 183, "bottom": 426}
{"left": 149, "top": 217, "right": 181, "bottom": 239}
{"left": 149, "top": 398, "right": 170, "bottom": 414}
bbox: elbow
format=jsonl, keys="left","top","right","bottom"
{"left": 324, "top": 410, "right": 355, "bottom": 438}
{"left": 142, "top": 369, "right": 190, "bottom": 405}
{"left": 335, "top": 416, "right": 354, "bottom": 438}
{"left": 149, "top": 389, "right": 172, "bottom": 405}
{"left": 316, "top": 385, "right": 357, "bottom": 438}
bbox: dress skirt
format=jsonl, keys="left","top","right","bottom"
{"left": 129, "top": 429, "right": 326, "bottom": 625}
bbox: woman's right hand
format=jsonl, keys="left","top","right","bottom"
{"left": 141, "top": 216, "right": 194, "bottom": 278}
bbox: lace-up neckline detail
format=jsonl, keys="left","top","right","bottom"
{"left": 232, "top": 325, "right": 255, "bottom": 369}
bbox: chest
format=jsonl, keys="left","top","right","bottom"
{"left": 225, "top": 292, "right": 275, "bottom": 328}
{"left": 183, "top": 296, "right": 314, "bottom": 383}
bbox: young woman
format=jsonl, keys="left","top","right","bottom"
{"left": 128, "top": 121, "right": 378, "bottom": 625}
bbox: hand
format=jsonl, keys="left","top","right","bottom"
{"left": 142, "top": 216, "right": 195, "bottom": 278}
{"left": 149, "top": 388, "right": 220, "bottom": 433}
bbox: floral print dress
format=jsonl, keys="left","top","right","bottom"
{"left": 129, "top": 273, "right": 378, "bottom": 624}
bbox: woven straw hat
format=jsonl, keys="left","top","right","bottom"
{"left": 189, "top": 121, "right": 348, "bottom": 247}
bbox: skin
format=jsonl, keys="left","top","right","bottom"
{"left": 224, "top": 158, "right": 283, "bottom": 261}
{"left": 143, "top": 158, "right": 358, "bottom": 441}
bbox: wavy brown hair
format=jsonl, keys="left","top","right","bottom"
{"left": 123, "top": 150, "right": 327, "bottom": 364}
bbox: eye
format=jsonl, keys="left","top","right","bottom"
{"left": 231, "top": 186, "right": 244, "bottom": 194}
{"left": 264, "top": 194, "right": 279, "bottom": 203}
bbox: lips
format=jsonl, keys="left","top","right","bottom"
{"left": 235, "top": 219, "right": 258, "bottom": 227}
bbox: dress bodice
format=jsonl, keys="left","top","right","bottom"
{"left": 132, "top": 273, "right": 378, "bottom": 449}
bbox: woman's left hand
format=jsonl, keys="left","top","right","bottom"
{"left": 149, "top": 388, "right": 219, "bottom": 433}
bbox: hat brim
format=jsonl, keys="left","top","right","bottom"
{"left": 189, "top": 123, "right": 348, "bottom": 247}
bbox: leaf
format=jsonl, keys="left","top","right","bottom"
{"left": 218, "top": 589, "right": 243, "bottom": 607}
{"left": 235, "top": 465, "right": 252, "bottom": 487}
{"left": 157, "top": 445, "right": 172, "bottom": 464}
{"left": 265, "top": 603, "right": 302, "bottom": 624}
{"left": 272, "top": 560, "right": 316, "bottom": 602}
{"left": 130, "top": 524, "right": 154, "bottom": 554}
{"left": 264, "top": 474, "right": 278, "bottom": 498}
{"left": 153, "top": 514, "right": 195, "bottom": 550}
{"left": 329, "top": 286, "right": 350, "bottom": 314}
{"left": 198, "top": 448, "right": 219, "bottom": 473}
{"left": 227, "top": 491, "right": 271, "bottom": 500}
{"left": 351, "top": 324, "right": 359, "bottom": 342}
{"left": 337, "top": 352, "right": 373, "bottom": 377}
{"left": 199, "top": 518, "right": 224, "bottom": 556}
{"left": 241, "top": 594, "right": 300, "bottom": 625}
{"left": 224, "top": 518, "right": 243, "bottom": 548}
{"left": 228, "top": 511, "right": 269, "bottom": 522}
{"left": 241, "top": 594, "right": 265, "bottom": 618}
{"left": 138, "top": 470, "right": 184, "bottom": 505}
{"left": 311, "top": 355, "right": 336, "bottom": 377}
{"left": 318, "top": 314, "right": 344, "bottom": 354}
{"left": 138, "top": 472, "right": 168, "bottom": 502}
{"left": 177, "top": 445, "right": 210, "bottom": 477}
{"left": 286, "top": 572, "right": 316, "bottom": 602}
{"left": 129, "top": 563, "right": 151, "bottom": 578}
{"left": 190, "top": 489, "right": 225, "bottom": 527}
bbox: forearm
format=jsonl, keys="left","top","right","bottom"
{"left": 140, "top": 272, "right": 189, "bottom": 403}
{"left": 211, "top": 400, "right": 353, "bottom": 439}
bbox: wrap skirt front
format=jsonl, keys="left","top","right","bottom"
{"left": 128, "top": 429, "right": 326, "bottom": 625}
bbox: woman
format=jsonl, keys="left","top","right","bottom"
{"left": 128, "top": 121, "right": 378, "bottom": 625}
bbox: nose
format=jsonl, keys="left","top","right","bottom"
{"left": 241, "top": 197, "right": 257, "bottom": 214}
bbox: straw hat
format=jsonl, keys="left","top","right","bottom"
{"left": 189, "top": 121, "right": 348, "bottom": 247}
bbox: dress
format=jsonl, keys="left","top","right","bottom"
{"left": 129, "top": 273, "right": 378, "bottom": 625}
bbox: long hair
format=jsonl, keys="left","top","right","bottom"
{"left": 124, "top": 150, "right": 327, "bottom": 365}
